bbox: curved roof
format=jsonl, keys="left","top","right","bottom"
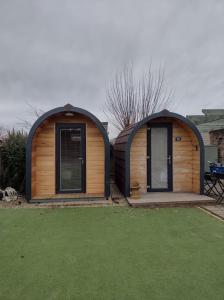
{"left": 114, "top": 109, "right": 204, "bottom": 196}
{"left": 26, "top": 104, "right": 110, "bottom": 200}
{"left": 115, "top": 109, "right": 204, "bottom": 150}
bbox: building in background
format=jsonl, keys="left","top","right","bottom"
{"left": 187, "top": 109, "right": 224, "bottom": 169}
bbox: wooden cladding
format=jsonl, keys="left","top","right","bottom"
{"left": 31, "top": 113, "right": 105, "bottom": 199}
{"left": 130, "top": 117, "right": 200, "bottom": 194}
{"left": 130, "top": 127, "right": 147, "bottom": 193}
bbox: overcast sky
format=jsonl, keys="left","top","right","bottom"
{"left": 0, "top": 0, "right": 224, "bottom": 137}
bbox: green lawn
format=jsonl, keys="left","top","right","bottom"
{"left": 0, "top": 207, "right": 224, "bottom": 300}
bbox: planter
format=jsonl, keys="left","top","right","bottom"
{"left": 130, "top": 182, "right": 140, "bottom": 199}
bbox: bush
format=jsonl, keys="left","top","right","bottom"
{"left": 0, "top": 130, "right": 27, "bottom": 193}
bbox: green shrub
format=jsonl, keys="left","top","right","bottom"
{"left": 0, "top": 130, "right": 27, "bottom": 192}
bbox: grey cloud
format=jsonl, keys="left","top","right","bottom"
{"left": 0, "top": 0, "right": 224, "bottom": 137}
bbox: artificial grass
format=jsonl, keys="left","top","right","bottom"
{"left": 0, "top": 207, "right": 223, "bottom": 300}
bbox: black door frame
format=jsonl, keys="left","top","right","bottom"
{"left": 147, "top": 123, "right": 173, "bottom": 192}
{"left": 56, "top": 123, "right": 86, "bottom": 194}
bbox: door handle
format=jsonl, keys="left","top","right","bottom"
{"left": 167, "top": 155, "right": 172, "bottom": 164}
{"left": 78, "top": 157, "right": 84, "bottom": 164}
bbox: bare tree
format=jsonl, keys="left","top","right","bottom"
{"left": 17, "top": 102, "right": 45, "bottom": 130}
{"left": 0, "top": 125, "right": 7, "bottom": 140}
{"left": 104, "top": 64, "right": 173, "bottom": 131}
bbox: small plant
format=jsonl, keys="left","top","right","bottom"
{"left": 131, "top": 181, "right": 141, "bottom": 199}
{"left": 132, "top": 181, "right": 140, "bottom": 188}
{"left": 0, "top": 129, "right": 27, "bottom": 193}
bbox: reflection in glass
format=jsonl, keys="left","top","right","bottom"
{"left": 60, "top": 129, "right": 82, "bottom": 190}
{"left": 151, "top": 127, "right": 168, "bottom": 189}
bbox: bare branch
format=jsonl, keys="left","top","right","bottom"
{"left": 0, "top": 125, "right": 7, "bottom": 140}
{"left": 104, "top": 64, "right": 173, "bottom": 131}
{"left": 17, "top": 102, "right": 45, "bottom": 130}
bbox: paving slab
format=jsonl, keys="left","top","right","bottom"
{"left": 200, "top": 205, "right": 224, "bottom": 220}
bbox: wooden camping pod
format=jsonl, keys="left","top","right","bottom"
{"left": 114, "top": 110, "right": 204, "bottom": 197}
{"left": 26, "top": 104, "right": 110, "bottom": 201}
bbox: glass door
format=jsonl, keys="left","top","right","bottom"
{"left": 56, "top": 124, "right": 86, "bottom": 193}
{"left": 147, "top": 124, "right": 172, "bottom": 191}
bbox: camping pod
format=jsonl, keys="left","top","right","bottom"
{"left": 114, "top": 110, "right": 204, "bottom": 197}
{"left": 26, "top": 104, "right": 110, "bottom": 201}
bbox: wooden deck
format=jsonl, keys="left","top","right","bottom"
{"left": 29, "top": 199, "right": 112, "bottom": 207}
{"left": 30, "top": 192, "right": 111, "bottom": 207}
{"left": 127, "top": 192, "right": 215, "bottom": 208}
{"left": 32, "top": 193, "right": 105, "bottom": 201}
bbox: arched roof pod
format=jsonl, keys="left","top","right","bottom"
{"left": 26, "top": 104, "right": 110, "bottom": 200}
{"left": 114, "top": 109, "right": 204, "bottom": 197}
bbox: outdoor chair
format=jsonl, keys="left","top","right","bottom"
{"left": 204, "top": 172, "right": 224, "bottom": 204}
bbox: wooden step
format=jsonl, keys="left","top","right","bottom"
{"left": 127, "top": 192, "right": 216, "bottom": 208}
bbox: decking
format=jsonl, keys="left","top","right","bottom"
{"left": 29, "top": 199, "right": 112, "bottom": 207}
{"left": 32, "top": 193, "right": 105, "bottom": 201}
{"left": 127, "top": 192, "right": 215, "bottom": 208}
{"left": 31, "top": 193, "right": 108, "bottom": 206}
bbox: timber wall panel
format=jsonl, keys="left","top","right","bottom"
{"left": 130, "top": 126, "right": 147, "bottom": 193}
{"left": 172, "top": 120, "right": 193, "bottom": 192}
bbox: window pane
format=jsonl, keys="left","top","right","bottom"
{"left": 151, "top": 127, "right": 168, "bottom": 189}
{"left": 60, "top": 129, "right": 82, "bottom": 190}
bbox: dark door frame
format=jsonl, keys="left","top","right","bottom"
{"left": 56, "top": 123, "right": 86, "bottom": 194}
{"left": 147, "top": 123, "right": 173, "bottom": 192}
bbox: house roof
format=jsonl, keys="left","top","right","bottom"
{"left": 187, "top": 109, "right": 224, "bottom": 126}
